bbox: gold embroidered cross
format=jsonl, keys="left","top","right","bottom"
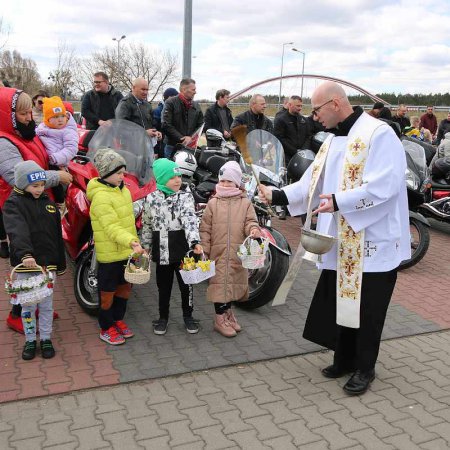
{"left": 349, "top": 138, "right": 366, "bottom": 157}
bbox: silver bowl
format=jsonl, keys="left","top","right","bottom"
{"left": 301, "top": 228, "right": 337, "bottom": 255}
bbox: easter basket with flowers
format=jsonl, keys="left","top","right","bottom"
{"left": 179, "top": 252, "right": 215, "bottom": 285}
{"left": 124, "top": 253, "right": 151, "bottom": 284}
{"left": 5, "top": 264, "right": 54, "bottom": 306}
{"left": 237, "top": 236, "right": 269, "bottom": 269}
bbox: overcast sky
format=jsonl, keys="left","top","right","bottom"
{"left": 2, "top": 0, "right": 450, "bottom": 100}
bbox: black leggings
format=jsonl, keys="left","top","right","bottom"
{"left": 156, "top": 263, "right": 193, "bottom": 320}
{"left": 214, "top": 302, "right": 232, "bottom": 314}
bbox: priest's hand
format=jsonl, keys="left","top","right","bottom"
{"left": 313, "top": 193, "right": 335, "bottom": 214}
{"left": 257, "top": 185, "right": 272, "bottom": 204}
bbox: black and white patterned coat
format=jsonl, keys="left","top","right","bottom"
{"left": 141, "top": 187, "right": 200, "bottom": 265}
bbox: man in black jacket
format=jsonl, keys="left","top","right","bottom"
{"left": 231, "top": 94, "right": 273, "bottom": 134}
{"left": 391, "top": 104, "right": 411, "bottom": 132}
{"left": 162, "top": 78, "right": 204, "bottom": 159}
{"left": 204, "top": 89, "right": 233, "bottom": 145}
{"left": 436, "top": 111, "right": 450, "bottom": 145}
{"left": 81, "top": 72, "right": 123, "bottom": 130}
{"left": 115, "top": 77, "right": 162, "bottom": 140}
{"left": 274, "top": 95, "right": 314, "bottom": 164}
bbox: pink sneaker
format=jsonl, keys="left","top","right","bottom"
{"left": 100, "top": 326, "right": 125, "bottom": 345}
{"left": 115, "top": 320, "right": 134, "bottom": 338}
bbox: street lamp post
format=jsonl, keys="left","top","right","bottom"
{"left": 292, "top": 48, "right": 306, "bottom": 99}
{"left": 278, "top": 42, "right": 294, "bottom": 110}
{"left": 112, "top": 35, "right": 126, "bottom": 70}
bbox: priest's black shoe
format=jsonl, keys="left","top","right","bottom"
{"left": 321, "top": 364, "right": 353, "bottom": 379}
{"left": 343, "top": 369, "right": 375, "bottom": 395}
{"left": 0, "top": 241, "right": 9, "bottom": 259}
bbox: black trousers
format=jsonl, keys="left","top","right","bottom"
{"left": 156, "top": 263, "right": 193, "bottom": 320}
{"left": 49, "top": 165, "right": 65, "bottom": 203}
{"left": 303, "top": 269, "right": 397, "bottom": 372}
{"left": 0, "top": 209, "right": 6, "bottom": 240}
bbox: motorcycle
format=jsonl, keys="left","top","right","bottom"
{"left": 399, "top": 139, "right": 431, "bottom": 270}
{"left": 174, "top": 128, "right": 291, "bottom": 310}
{"left": 62, "top": 119, "right": 155, "bottom": 314}
{"left": 285, "top": 132, "right": 431, "bottom": 270}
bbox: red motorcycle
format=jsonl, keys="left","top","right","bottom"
{"left": 62, "top": 120, "right": 155, "bottom": 314}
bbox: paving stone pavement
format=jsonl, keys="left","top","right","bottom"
{"left": 1, "top": 329, "right": 450, "bottom": 449}
{"left": 1, "top": 217, "right": 450, "bottom": 405}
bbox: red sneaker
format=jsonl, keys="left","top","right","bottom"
{"left": 115, "top": 320, "right": 134, "bottom": 338}
{"left": 6, "top": 313, "right": 24, "bottom": 334}
{"left": 99, "top": 326, "right": 125, "bottom": 345}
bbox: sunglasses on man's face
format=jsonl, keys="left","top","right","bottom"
{"left": 37, "top": 100, "right": 44, "bottom": 105}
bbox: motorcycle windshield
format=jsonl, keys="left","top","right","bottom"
{"left": 246, "top": 129, "right": 285, "bottom": 183}
{"left": 402, "top": 140, "right": 427, "bottom": 181}
{"left": 87, "top": 119, "right": 154, "bottom": 186}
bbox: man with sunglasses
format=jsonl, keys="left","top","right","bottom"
{"left": 81, "top": 72, "right": 123, "bottom": 130}
{"left": 259, "top": 81, "right": 410, "bottom": 396}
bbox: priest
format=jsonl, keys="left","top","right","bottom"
{"left": 258, "top": 81, "right": 410, "bottom": 395}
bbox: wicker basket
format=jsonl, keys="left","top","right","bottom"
{"left": 5, "top": 264, "right": 54, "bottom": 306}
{"left": 238, "top": 237, "right": 269, "bottom": 270}
{"left": 179, "top": 252, "right": 215, "bottom": 285}
{"left": 124, "top": 253, "right": 151, "bottom": 284}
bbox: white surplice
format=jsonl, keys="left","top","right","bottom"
{"left": 283, "top": 113, "right": 411, "bottom": 274}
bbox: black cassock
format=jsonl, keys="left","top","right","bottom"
{"left": 303, "top": 269, "right": 397, "bottom": 371}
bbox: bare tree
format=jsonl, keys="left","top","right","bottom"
{"left": 72, "top": 43, "right": 178, "bottom": 100}
{"left": 0, "top": 50, "right": 41, "bottom": 92}
{"left": 47, "top": 42, "right": 76, "bottom": 99}
{"left": 0, "top": 17, "right": 10, "bottom": 51}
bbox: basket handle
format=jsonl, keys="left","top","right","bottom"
{"left": 185, "top": 250, "right": 207, "bottom": 261}
{"left": 242, "top": 236, "right": 269, "bottom": 247}
{"left": 127, "top": 252, "right": 150, "bottom": 267}
{"left": 10, "top": 263, "right": 47, "bottom": 279}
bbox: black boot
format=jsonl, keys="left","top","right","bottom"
{"left": 40, "top": 339, "right": 56, "bottom": 359}
{"left": 343, "top": 369, "right": 375, "bottom": 395}
{"left": 22, "top": 340, "right": 37, "bottom": 360}
{"left": 321, "top": 364, "right": 353, "bottom": 379}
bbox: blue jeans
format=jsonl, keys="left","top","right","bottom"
{"left": 164, "top": 145, "right": 176, "bottom": 159}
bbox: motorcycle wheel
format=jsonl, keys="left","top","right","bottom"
{"left": 74, "top": 250, "right": 99, "bottom": 315}
{"left": 398, "top": 217, "right": 430, "bottom": 270}
{"left": 237, "top": 245, "right": 290, "bottom": 310}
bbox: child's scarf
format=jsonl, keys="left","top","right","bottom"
{"left": 215, "top": 185, "right": 242, "bottom": 198}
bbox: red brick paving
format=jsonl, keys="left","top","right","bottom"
{"left": 274, "top": 217, "right": 450, "bottom": 329}
{"left": 0, "top": 216, "right": 449, "bottom": 403}
{"left": 0, "top": 264, "right": 119, "bottom": 404}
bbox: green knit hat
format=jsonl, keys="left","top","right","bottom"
{"left": 153, "top": 158, "right": 182, "bottom": 186}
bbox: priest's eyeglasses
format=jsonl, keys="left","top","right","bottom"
{"left": 311, "top": 99, "right": 334, "bottom": 117}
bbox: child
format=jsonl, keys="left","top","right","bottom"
{"left": 3, "top": 161, "right": 66, "bottom": 360}
{"left": 36, "top": 96, "right": 78, "bottom": 211}
{"left": 199, "top": 161, "right": 261, "bottom": 337}
{"left": 141, "top": 158, "right": 202, "bottom": 335}
{"left": 87, "top": 148, "right": 145, "bottom": 345}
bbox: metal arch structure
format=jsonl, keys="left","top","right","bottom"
{"left": 229, "top": 74, "right": 388, "bottom": 105}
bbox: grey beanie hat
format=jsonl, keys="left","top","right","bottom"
{"left": 14, "top": 160, "right": 47, "bottom": 190}
{"left": 93, "top": 148, "right": 126, "bottom": 179}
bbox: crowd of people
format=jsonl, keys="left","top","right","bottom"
{"left": 0, "top": 73, "right": 444, "bottom": 396}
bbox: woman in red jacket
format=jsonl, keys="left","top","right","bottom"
{"left": 0, "top": 87, "right": 72, "bottom": 332}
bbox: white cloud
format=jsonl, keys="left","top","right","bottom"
{"left": 2, "top": 0, "right": 450, "bottom": 99}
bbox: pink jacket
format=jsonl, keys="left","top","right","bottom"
{"left": 36, "top": 115, "right": 78, "bottom": 166}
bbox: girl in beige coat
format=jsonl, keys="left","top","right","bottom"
{"left": 200, "top": 161, "right": 261, "bottom": 337}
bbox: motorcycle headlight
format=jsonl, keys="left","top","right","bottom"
{"left": 133, "top": 199, "right": 144, "bottom": 218}
{"left": 405, "top": 168, "right": 419, "bottom": 190}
